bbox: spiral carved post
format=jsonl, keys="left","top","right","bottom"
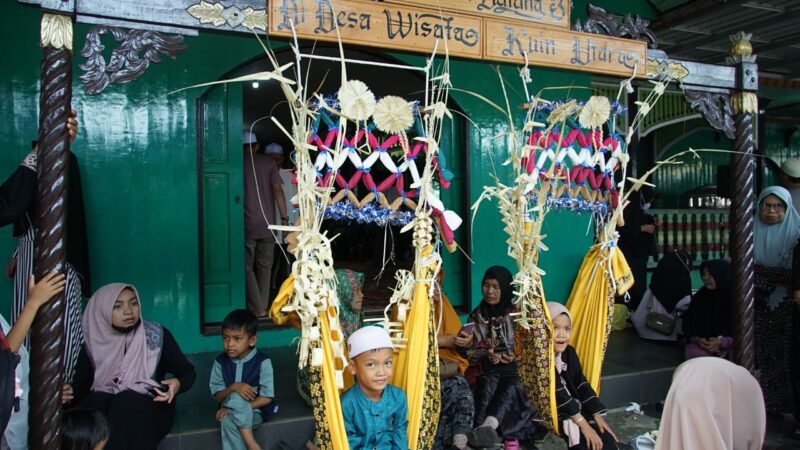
{"left": 727, "top": 32, "right": 759, "bottom": 372}
{"left": 29, "top": 12, "right": 74, "bottom": 450}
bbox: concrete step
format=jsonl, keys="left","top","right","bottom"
{"left": 159, "top": 329, "right": 683, "bottom": 450}
{"left": 159, "top": 416, "right": 313, "bottom": 450}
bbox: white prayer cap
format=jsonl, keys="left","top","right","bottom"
{"left": 243, "top": 130, "right": 257, "bottom": 144}
{"left": 782, "top": 157, "right": 800, "bottom": 178}
{"left": 265, "top": 143, "right": 284, "bottom": 154}
{"left": 347, "top": 326, "right": 393, "bottom": 359}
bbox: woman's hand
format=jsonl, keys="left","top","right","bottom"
{"left": 438, "top": 333, "right": 456, "bottom": 349}
{"left": 5, "top": 256, "right": 16, "bottom": 279}
{"left": 230, "top": 382, "right": 257, "bottom": 401}
{"left": 454, "top": 330, "right": 473, "bottom": 348}
{"left": 153, "top": 378, "right": 180, "bottom": 404}
{"left": 28, "top": 272, "right": 66, "bottom": 308}
{"left": 594, "top": 414, "right": 618, "bottom": 443}
{"left": 67, "top": 109, "right": 78, "bottom": 143}
{"left": 578, "top": 419, "right": 603, "bottom": 450}
{"left": 216, "top": 408, "right": 229, "bottom": 422}
{"left": 706, "top": 337, "right": 721, "bottom": 353}
{"left": 61, "top": 383, "right": 74, "bottom": 404}
{"left": 499, "top": 352, "right": 515, "bottom": 364}
{"left": 487, "top": 347, "right": 502, "bottom": 365}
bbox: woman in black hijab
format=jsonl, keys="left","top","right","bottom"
{"left": 630, "top": 250, "right": 693, "bottom": 341}
{"left": 463, "top": 266, "right": 535, "bottom": 450}
{"left": 683, "top": 260, "right": 733, "bottom": 359}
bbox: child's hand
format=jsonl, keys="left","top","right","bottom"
{"left": 231, "top": 382, "right": 257, "bottom": 401}
{"left": 594, "top": 414, "right": 618, "bottom": 443}
{"left": 27, "top": 272, "right": 66, "bottom": 308}
{"left": 216, "top": 408, "right": 229, "bottom": 422}
{"left": 61, "top": 383, "right": 74, "bottom": 404}
{"left": 578, "top": 420, "right": 603, "bottom": 450}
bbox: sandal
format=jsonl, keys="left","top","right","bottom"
{"left": 467, "top": 426, "right": 499, "bottom": 448}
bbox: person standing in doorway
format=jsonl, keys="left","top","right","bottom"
{"left": 263, "top": 143, "right": 296, "bottom": 291}
{"left": 243, "top": 131, "right": 287, "bottom": 319}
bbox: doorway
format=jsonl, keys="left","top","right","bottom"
{"left": 198, "top": 46, "right": 468, "bottom": 331}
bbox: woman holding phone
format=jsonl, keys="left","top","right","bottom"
{"left": 65, "top": 283, "right": 196, "bottom": 450}
{"left": 463, "top": 266, "right": 535, "bottom": 450}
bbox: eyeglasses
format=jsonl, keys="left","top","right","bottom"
{"left": 759, "top": 202, "right": 786, "bottom": 212}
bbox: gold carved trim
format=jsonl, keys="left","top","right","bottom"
{"left": 41, "top": 13, "right": 73, "bottom": 51}
{"left": 646, "top": 58, "right": 689, "bottom": 81}
{"left": 731, "top": 92, "right": 758, "bottom": 115}
{"left": 187, "top": 1, "right": 267, "bottom": 31}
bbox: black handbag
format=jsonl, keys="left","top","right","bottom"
{"left": 645, "top": 312, "right": 675, "bottom": 335}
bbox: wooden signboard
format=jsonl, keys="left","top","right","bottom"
{"left": 269, "top": 0, "right": 483, "bottom": 59}
{"left": 484, "top": 20, "right": 647, "bottom": 78}
{"left": 269, "top": 0, "right": 648, "bottom": 79}
{"left": 379, "top": 0, "right": 570, "bottom": 28}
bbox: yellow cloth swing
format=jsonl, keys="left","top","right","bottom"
{"left": 270, "top": 276, "right": 350, "bottom": 449}
{"left": 565, "top": 244, "right": 633, "bottom": 392}
{"left": 391, "top": 246, "right": 441, "bottom": 450}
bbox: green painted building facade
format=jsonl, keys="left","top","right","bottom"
{"left": 6, "top": 0, "right": 748, "bottom": 355}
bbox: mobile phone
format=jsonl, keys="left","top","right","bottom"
{"left": 493, "top": 345, "right": 509, "bottom": 354}
{"left": 460, "top": 322, "right": 475, "bottom": 335}
{"left": 148, "top": 383, "right": 169, "bottom": 396}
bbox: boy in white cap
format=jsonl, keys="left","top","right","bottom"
{"left": 341, "top": 325, "right": 408, "bottom": 450}
{"left": 780, "top": 157, "right": 800, "bottom": 212}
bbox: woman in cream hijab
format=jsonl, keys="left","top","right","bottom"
{"left": 655, "top": 357, "right": 765, "bottom": 450}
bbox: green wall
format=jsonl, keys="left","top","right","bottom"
{"left": 1, "top": 1, "right": 657, "bottom": 353}
{"left": 0, "top": 3, "right": 300, "bottom": 352}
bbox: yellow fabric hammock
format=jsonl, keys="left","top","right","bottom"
{"left": 565, "top": 244, "right": 633, "bottom": 393}
{"left": 271, "top": 276, "right": 350, "bottom": 450}
{"left": 391, "top": 250, "right": 441, "bottom": 450}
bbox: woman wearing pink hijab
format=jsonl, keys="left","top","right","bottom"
{"left": 65, "top": 283, "right": 196, "bottom": 450}
{"left": 655, "top": 357, "right": 766, "bottom": 450}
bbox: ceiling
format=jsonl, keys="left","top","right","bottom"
{"left": 649, "top": 0, "right": 800, "bottom": 118}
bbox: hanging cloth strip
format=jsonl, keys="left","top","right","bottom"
{"left": 269, "top": 276, "right": 349, "bottom": 449}
{"left": 564, "top": 244, "right": 633, "bottom": 392}
{"left": 390, "top": 245, "right": 441, "bottom": 449}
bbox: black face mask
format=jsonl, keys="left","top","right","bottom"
{"left": 112, "top": 319, "right": 141, "bottom": 334}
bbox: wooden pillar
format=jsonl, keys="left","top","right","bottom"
{"left": 727, "top": 33, "right": 758, "bottom": 372}
{"left": 29, "top": 10, "right": 73, "bottom": 450}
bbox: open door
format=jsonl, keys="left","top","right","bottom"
{"left": 198, "top": 82, "right": 245, "bottom": 327}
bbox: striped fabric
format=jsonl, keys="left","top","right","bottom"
{"left": 12, "top": 225, "right": 83, "bottom": 383}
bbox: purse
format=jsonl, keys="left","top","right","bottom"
{"left": 645, "top": 312, "right": 675, "bottom": 335}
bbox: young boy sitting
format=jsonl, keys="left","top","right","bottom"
{"left": 341, "top": 325, "right": 408, "bottom": 450}
{"left": 210, "top": 310, "right": 276, "bottom": 450}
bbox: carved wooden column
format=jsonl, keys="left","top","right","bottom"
{"left": 29, "top": 10, "right": 73, "bottom": 450}
{"left": 727, "top": 32, "right": 759, "bottom": 372}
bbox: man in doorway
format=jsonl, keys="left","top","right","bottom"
{"left": 263, "top": 143, "right": 297, "bottom": 291}
{"left": 780, "top": 157, "right": 800, "bottom": 212}
{"left": 243, "top": 131, "right": 288, "bottom": 319}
